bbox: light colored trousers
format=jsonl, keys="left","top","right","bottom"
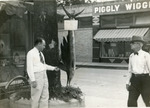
{"left": 31, "top": 71, "right": 49, "bottom": 108}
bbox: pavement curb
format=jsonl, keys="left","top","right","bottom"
{"left": 76, "top": 62, "right": 128, "bottom": 70}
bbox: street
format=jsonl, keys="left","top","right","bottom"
{"left": 0, "top": 67, "right": 146, "bottom": 108}
{"left": 61, "top": 67, "right": 145, "bottom": 107}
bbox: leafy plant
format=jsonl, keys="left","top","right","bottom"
{"left": 49, "top": 86, "right": 83, "bottom": 102}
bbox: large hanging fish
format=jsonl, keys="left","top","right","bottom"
{"left": 59, "top": 31, "right": 75, "bottom": 86}
{"left": 58, "top": 3, "right": 84, "bottom": 86}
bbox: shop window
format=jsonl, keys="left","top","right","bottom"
{"left": 100, "top": 12, "right": 150, "bottom": 28}
{"left": 0, "top": 16, "right": 29, "bottom": 83}
{"left": 101, "top": 42, "right": 131, "bottom": 58}
{"left": 77, "top": 17, "right": 92, "bottom": 28}
{"left": 117, "top": 14, "right": 133, "bottom": 26}
{"left": 135, "top": 12, "right": 150, "bottom": 25}
{"left": 101, "top": 42, "right": 119, "bottom": 57}
{"left": 101, "top": 15, "right": 115, "bottom": 28}
{"left": 101, "top": 14, "right": 134, "bottom": 28}
{"left": 124, "top": 42, "right": 132, "bottom": 57}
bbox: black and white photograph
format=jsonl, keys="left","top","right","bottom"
{"left": 0, "top": 0, "right": 150, "bottom": 108}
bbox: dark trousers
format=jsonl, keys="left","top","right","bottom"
{"left": 128, "top": 73, "right": 150, "bottom": 107}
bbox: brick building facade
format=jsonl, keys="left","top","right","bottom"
{"left": 58, "top": 0, "right": 150, "bottom": 63}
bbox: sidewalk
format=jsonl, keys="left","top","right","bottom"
{"left": 76, "top": 62, "right": 128, "bottom": 70}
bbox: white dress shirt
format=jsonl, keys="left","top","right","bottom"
{"left": 128, "top": 49, "right": 150, "bottom": 74}
{"left": 27, "top": 47, "right": 55, "bottom": 81}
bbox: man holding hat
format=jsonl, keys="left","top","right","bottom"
{"left": 126, "top": 35, "right": 150, "bottom": 107}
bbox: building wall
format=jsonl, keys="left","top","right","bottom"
{"left": 57, "top": 4, "right": 93, "bottom": 63}
{"left": 58, "top": 0, "right": 150, "bottom": 63}
{"left": 58, "top": 28, "right": 93, "bottom": 62}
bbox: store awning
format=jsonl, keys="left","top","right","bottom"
{"left": 0, "top": 1, "right": 34, "bottom": 18}
{"left": 94, "top": 28, "right": 149, "bottom": 42}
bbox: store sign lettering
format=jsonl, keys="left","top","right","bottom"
{"left": 125, "top": 2, "right": 150, "bottom": 10}
{"left": 92, "top": 16, "right": 99, "bottom": 25}
{"left": 94, "top": 1, "right": 150, "bottom": 15}
{"left": 94, "top": 5, "right": 120, "bottom": 13}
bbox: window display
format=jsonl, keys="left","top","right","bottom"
{"left": 0, "top": 16, "right": 29, "bottom": 83}
{"left": 100, "top": 42, "right": 131, "bottom": 63}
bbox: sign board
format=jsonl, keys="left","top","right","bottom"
{"left": 93, "top": 0, "right": 150, "bottom": 15}
{"left": 64, "top": 20, "right": 78, "bottom": 30}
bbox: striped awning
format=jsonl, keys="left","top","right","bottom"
{"left": 94, "top": 28, "right": 149, "bottom": 42}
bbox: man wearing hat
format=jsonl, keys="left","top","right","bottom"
{"left": 126, "top": 35, "right": 150, "bottom": 107}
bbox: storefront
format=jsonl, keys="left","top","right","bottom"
{"left": 0, "top": 1, "right": 59, "bottom": 100}
{"left": 0, "top": 13, "right": 33, "bottom": 83}
{"left": 92, "top": 0, "right": 150, "bottom": 63}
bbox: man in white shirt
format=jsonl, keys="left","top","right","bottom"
{"left": 27, "top": 37, "right": 59, "bottom": 108}
{"left": 126, "top": 35, "right": 150, "bottom": 107}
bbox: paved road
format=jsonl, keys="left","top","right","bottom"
{"left": 61, "top": 68, "right": 145, "bottom": 107}
{"left": 0, "top": 68, "right": 146, "bottom": 108}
